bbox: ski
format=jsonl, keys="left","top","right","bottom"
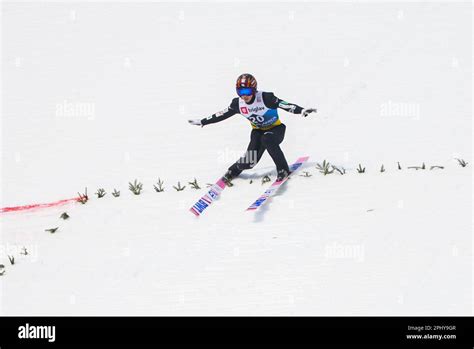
{"left": 189, "top": 177, "right": 228, "bottom": 216}
{"left": 246, "top": 156, "right": 309, "bottom": 212}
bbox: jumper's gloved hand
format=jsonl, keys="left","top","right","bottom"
{"left": 301, "top": 108, "right": 317, "bottom": 117}
{"left": 188, "top": 119, "right": 203, "bottom": 126}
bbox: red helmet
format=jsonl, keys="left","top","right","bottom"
{"left": 236, "top": 73, "right": 257, "bottom": 90}
{"left": 236, "top": 74, "right": 257, "bottom": 97}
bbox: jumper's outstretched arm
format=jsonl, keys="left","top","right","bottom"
{"left": 188, "top": 98, "right": 239, "bottom": 127}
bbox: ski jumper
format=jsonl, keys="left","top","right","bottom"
{"left": 200, "top": 91, "right": 304, "bottom": 177}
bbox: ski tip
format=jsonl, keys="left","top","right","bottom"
{"left": 297, "top": 156, "right": 310, "bottom": 162}
{"left": 189, "top": 208, "right": 200, "bottom": 217}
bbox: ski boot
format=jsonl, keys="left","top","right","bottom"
{"left": 276, "top": 169, "right": 292, "bottom": 182}
{"left": 222, "top": 170, "right": 235, "bottom": 187}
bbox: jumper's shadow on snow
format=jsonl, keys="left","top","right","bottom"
{"left": 238, "top": 161, "right": 321, "bottom": 181}
{"left": 239, "top": 171, "right": 274, "bottom": 181}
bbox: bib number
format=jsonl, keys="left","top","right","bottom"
{"left": 248, "top": 115, "right": 265, "bottom": 124}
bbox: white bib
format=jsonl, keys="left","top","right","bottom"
{"left": 238, "top": 91, "right": 279, "bottom": 129}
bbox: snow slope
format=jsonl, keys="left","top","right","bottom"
{"left": 1, "top": 2, "right": 472, "bottom": 315}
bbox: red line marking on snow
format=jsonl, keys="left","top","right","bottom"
{"left": 0, "top": 197, "right": 81, "bottom": 213}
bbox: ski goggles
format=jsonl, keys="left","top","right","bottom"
{"left": 236, "top": 87, "right": 255, "bottom": 97}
